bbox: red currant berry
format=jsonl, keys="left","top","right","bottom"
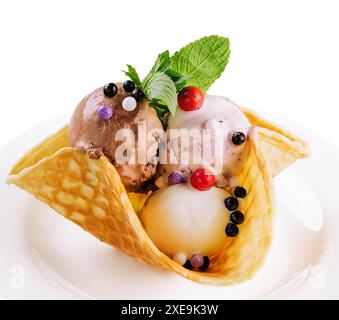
{"left": 190, "top": 254, "right": 204, "bottom": 268}
{"left": 177, "top": 86, "right": 204, "bottom": 111}
{"left": 190, "top": 168, "right": 215, "bottom": 191}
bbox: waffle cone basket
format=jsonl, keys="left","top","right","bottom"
{"left": 6, "top": 107, "right": 309, "bottom": 285}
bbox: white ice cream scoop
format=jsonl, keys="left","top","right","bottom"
{"left": 140, "top": 184, "right": 230, "bottom": 259}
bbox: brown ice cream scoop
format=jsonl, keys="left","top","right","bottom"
{"left": 69, "top": 83, "right": 163, "bottom": 192}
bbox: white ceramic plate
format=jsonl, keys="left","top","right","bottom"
{"left": 1, "top": 112, "right": 339, "bottom": 300}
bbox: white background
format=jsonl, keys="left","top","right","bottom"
{"left": 0, "top": 0, "right": 338, "bottom": 147}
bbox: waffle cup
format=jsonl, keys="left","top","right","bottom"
{"left": 6, "top": 107, "right": 309, "bottom": 285}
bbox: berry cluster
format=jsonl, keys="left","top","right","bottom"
{"left": 96, "top": 80, "right": 144, "bottom": 121}
{"left": 224, "top": 186, "right": 247, "bottom": 237}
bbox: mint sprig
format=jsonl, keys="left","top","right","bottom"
{"left": 124, "top": 53, "right": 182, "bottom": 122}
{"left": 170, "top": 36, "right": 230, "bottom": 92}
{"left": 141, "top": 72, "right": 177, "bottom": 117}
{"left": 123, "top": 35, "right": 231, "bottom": 126}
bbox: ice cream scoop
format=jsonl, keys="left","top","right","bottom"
{"left": 69, "top": 83, "right": 163, "bottom": 191}
{"left": 6, "top": 34, "right": 312, "bottom": 285}
{"left": 158, "top": 95, "right": 252, "bottom": 187}
{"left": 141, "top": 184, "right": 230, "bottom": 259}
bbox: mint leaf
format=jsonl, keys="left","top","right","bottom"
{"left": 170, "top": 35, "right": 230, "bottom": 92}
{"left": 141, "top": 72, "right": 177, "bottom": 117}
{"left": 164, "top": 68, "right": 190, "bottom": 91}
{"left": 151, "top": 50, "right": 170, "bottom": 73}
{"left": 165, "top": 68, "right": 183, "bottom": 81}
{"left": 123, "top": 64, "right": 141, "bottom": 86}
{"left": 174, "top": 74, "right": 191, "bottom": 91}
{"left": 123, "top": 35, "right": 231, "bottom": 126}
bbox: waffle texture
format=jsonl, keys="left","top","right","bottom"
{"left": 6, "top": 107, "right": 309, "bottom": 285}
{"left": 239, "top": 104, "right": 310, "bottom": 176}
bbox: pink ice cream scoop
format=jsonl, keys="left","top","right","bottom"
{"left": 157, "top": 95, "right": 252, "bottom": 187}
